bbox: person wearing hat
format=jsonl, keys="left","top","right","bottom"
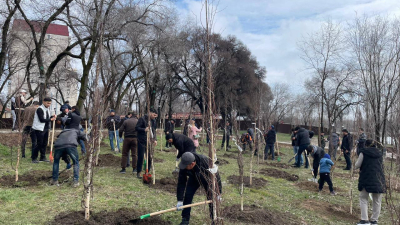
{"left": 264, "top": 125, "right": 276, "bottom": 160}
{"left": 60, "top": 100, "right": 72, "bottom": 113}
{"left": 105, "top": 109, "right": 125, "bottom": 152}
{"left": 118, "top": 111, "right": 138, "bottom": 174}
{"left": 135, "top": 108, "right": 158, "bottom": 178}
{"left": 319, "top": 153, "right": 335, "bottom": 195}
{"left": 31, "top": 97, "right": 56, "bottom": 163}
{"left": 294, "top": 126, "right": 311, "bottom": 168}
{"left": 164, "top": 119, "right": 175, "bottom": 148}
{"left": 341, "top": 129, "right": 353, "bottom": 170}
{"left": 165, "top": 133, "right": 196, "bottom": 160}
{"left": 176, "top": 152, "right": 222, "bottom": 225}
{"left": 13, "top": 89, "right": 33, "bottom": 131}
{"left": 355, "top": 139, "right": 385, "bottom": 225}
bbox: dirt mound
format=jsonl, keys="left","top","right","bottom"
{"left": 221, "top": 153, "right": 236, "bottom": 159}
{"left": 264, "top": 162, "right": 292, "bottom": 169}
{"left": 301, "top": 199, "right": 359, "bottom": 222}
{"left": 0, "top": 132, "right": 21, "bottom": 147}
{"left": 51, "top": 208, "right": 171, "bottom": 225}
{"left": 153, "top": 158, "right": 165, "bottom": 163}
{"left": 0, "top": 170, "right": 73, "bottom": 187}
{"left": 97, "top": 154, "right": 121, "bottom": 167}
{"left": 146, "top": 177, "right": 204, "bottom": 195}
{"left": 223, "top": 204, "right": 296, "bottom": 225}
{"left": 228, "top": 175, "right": 267, "bottom": 188}
{"left": 296, "top": 181, "right": 344, "bottom": 194}
{"left": 162, "top": 148, "right": 177, "bottom": 153}
{"left": 260, "top": 168, "right": 299, "bottom": 181}
{"left": 215, "top": 159, "right": 229, "bottom": 165}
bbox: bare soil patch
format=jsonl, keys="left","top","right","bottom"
{"left": 221, "top": 153, "right": 236, "bottom": 159}
{"left": 51, "top": 208, "right": 171, "bottom": 225}
{"left": 301, "top": 199, "right": 359, "bottom": 222}
{"left": 295, "top": 181, "right": 345, "bottom": 194}
{"left": 227, "top": 175, "right": 267, "bottom": 188}
{"left": 0, "top": 170, "right": 72, "bottom": 187}
{"left": 264, "top": 162, "right": 292, "bottom": 169}
{"left": 215, "top": 158, "right": 229, "bottom": 165}
{"left": 96, "top": 154, "right": 121, "bottom": 167}
{"left": 260, "top": 168, "right": 299, "bottom": 181}
{"left": 145, "top": 177, "right": 204, "bottom": 195}
{"left": 223, "top": 204, "right": 296, "bottom": 225}
{"left": 0, "top": 132, "right": 21, "bottom": 147}
{"left": 153, "top": 158, "right": 165, "bottom": 163}
{"left": 162, "top": 147, "right": 177, "bottom": 153}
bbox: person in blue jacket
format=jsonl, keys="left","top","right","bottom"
{"left": 319, "top": 153, "right": 335, "bottom": 195}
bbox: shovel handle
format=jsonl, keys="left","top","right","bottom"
{"left": 50, "top": 119, "right": 56, "bottom": 162}
{"left": 146, "top": 200, "right": 212, "bottom": 218}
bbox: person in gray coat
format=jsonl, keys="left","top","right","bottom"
{"left": 328, "top": 132, "right": 340, "bottom": 160}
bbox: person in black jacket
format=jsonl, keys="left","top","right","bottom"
{"left": 176, "top": 152, "right": 222, "bottom": 225}
{"left": 264, "top": 125, "right": 276, "bottom": 160}
{"left": 355, "top": 139, "right": 385, "bottom": 225}
{"left": 164, "top": 119, "right": 175, "bottom": 148}
{"left": 357, "top": 128, "right": 367, "bottom": 155}
{"left": 166, "top": 133, "right": 196, "bottom": 159}
{"left": 306, "top": 145, "right": 325, "bottom": 180}
{"left": 294, "top": 127, "right": 311, "bottom": 168}
{"left": 135, "top": 108, "right": 157, "bottom": 178}
{"left": 221, "top": 122, "right": 232, "bottom": 149}
{"left": 291, "top": 128, "right": 303, "bottom": 165}
{"left": 341, "top": 129, "right": 352, "bottom": 170}
{"left": 119, "top": 112, "right": 138, "bottom": 174}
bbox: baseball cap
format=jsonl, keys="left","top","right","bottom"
{"left": 178, "top": 152, "right": 195, "bottom": 170}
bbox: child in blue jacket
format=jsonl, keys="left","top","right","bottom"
{"left": 319, "top": 153, "right": 335, "bottom": 195}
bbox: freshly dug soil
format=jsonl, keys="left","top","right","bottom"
{"left": 264, "top": 162, "right": 292, "bottom": 169}
{"left": 296, "top": 181, "right": 344, "bottom": 194}
{"left": 96, "top": 154, "right": 121, "bottom": 167}
{"left": 162, "top": 148, "right": 177, "bottom": 153}
{"left": 221, "top": 153, "right": 236, "bottom": 159}
{"left": 51, "top": 208, "right": 171, "bottom": 225}
{"left": 215, "top": 159, "right": 229, "bottom": 165}
{"left": 146, "top": 177, "right": 204, "bottom": 195}
{"left": 301, "top": 199, "right": 359, "bottom": 222}
{"left": 260, "top": 168, "right": 299, "bottom": 181}
{"left": 223, "top": 204, "right": 296, "bottom": 225}
{"left": 0, "top": 170, "right": 72, "bottom": 187}
{"left": 0, "top": 132, "right": 21, "bottom": 147}
{"left": 228, "top": 175, "right": 267, "bottom": 188}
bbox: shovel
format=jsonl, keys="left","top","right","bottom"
{"left": 49, "top": 118, "right": 56, "bottom": 163}
{"left": 172, "top": 150, "right": 179, "bottom": 175}
{"left": 130, "top": 200, "right": 212, "bottom": 223}
{"left": 288, "top": 153, "right": 297, "bottom": 163}
{"left": 113, "top": 120, "right": 119, "bottom": 153}
{"left": 143, "top": 128, "right": 152, "bottom": 184}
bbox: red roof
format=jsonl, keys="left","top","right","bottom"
{"left": 12, "top": 19, "right": 69, "bottom": 37}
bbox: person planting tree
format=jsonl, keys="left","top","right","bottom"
{"left": 306, "top": 144, "right": 326, "bottom": 182}
{"left": 166, "top": 133, "right": 196, "bottom": 160}
{"left": 240, "top": 132, "right": 253, "bottom": 152}
{"left": 119, "top": 111, "right": 139, "bottom": 174}
{"left": 263, "top": 125, "right": 276, "bottom": 160}
{"left": 318, "top": 153, "right": 336, "bottom": 196}
{"left": 50, "top": 128, "right": 87, "bottom": 187}
{"left": 176, "top": 152, "right": 222, "bottom": 225}
{"left": 294, "top": 126, "right": 311, "bottom": 168}
{"left": 135, "top": 108, "right": 157, "bottom": 179}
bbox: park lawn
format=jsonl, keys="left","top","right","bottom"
{"left": 0, "top": 132, "right": 396, "bottom": 225}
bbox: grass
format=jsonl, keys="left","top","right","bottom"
{"left": 0, "top": 131, "right": 397, "bottom": 225}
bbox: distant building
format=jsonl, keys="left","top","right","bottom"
{"left": 7, "top": 19, "right": 78, "bottom": 115}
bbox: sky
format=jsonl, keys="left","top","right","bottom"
{"left": 174, "top": 0, "right": 400, "bottom": 91}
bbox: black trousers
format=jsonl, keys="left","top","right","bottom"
{"left": 296, "top": 144, "right": 309, "bottom": 168}
{"left": 313, "top": 156, "right": 321, "bottom": 178}
{"left": 343, "top": 150, "right": 352, "bottom": 169}
{"left": 32, "top": 129, "right": 49, "bottom": 160}
{"left": 22, "top": 126, "right": 36, "bottom": 158}
{"left": 242, "top": 141, "right": 252, "bottom": 151}
{"left": 221, "top": 134, "right": 230, "bottom": 147}
{"left": 264, "top": 144, "right": 275, "bottom": 160}
{"left": 319, "top": 173, "right": 333, "bottom": 192}
{"left": 137, "top": 140, "right": 152, "bottom": 173}
{"left": 165, "top": 133, "right": 172, "bottom": 147}
{"left": 182, "top": 175, "right": 213, "bottom": 220}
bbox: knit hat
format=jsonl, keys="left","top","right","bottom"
{"left": 271, "top": 125, "right": 275, "bottom": 129}
{"left": 324, "top": 153, "right": 331, "bottom": 159}
{"left": 178, "top": 152, "right": 195, "bottom": 170}
{"left": 165, "top": 133, "right": 173, "bottom": 141}
{"left": 110, "top": 109, "right": 115, "bottom": 113}
{"left": 295, "top": 126, "right": 300, "bottom": 131}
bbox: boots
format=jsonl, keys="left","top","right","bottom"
{"left": 179, "top": 217, "right": 190, "bottom": 225}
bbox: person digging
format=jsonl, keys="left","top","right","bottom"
{"left": 306, "top": 145, "right": 325, "bottom": 183}
{"left": 165, "top": 133, "right": 196, "bottom": 174}
{"left": 176, "top": 152, "right": 222, "bottom": 225}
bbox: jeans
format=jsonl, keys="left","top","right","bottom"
{"left": 319, "top": 173, "right": 333, "bottom": 192}
{"left": 108, "top": 130, "right": 120, "bottom": 151}
{"left": 137, "top": 141, "right": 152, "bottom": 173}
{"left": 52, "top": 147, "right": 79, "bottom": 181}
{"left": 79, "top": 128, "right": 86, "bottom": 154}
{"left": 296, "top": 144, "right": 309, "bottom": 168}
{"left": 360, "top": 189, "right": 382, "bottom": 221}
{"left": 121, "top": 137, "right": 137, "bottom": 169}
{"left": 11, "top": 110, "right": 16, "bottom": 129}
{"left": 293, "top": 146, "right": 303, "bottom": 164}
{"left": 32, "top": 129, "right": 49, "bottom": 160}
{"left": 332, "top": 145, "right": 338, "bottom": 159}
{"left": 264, "top": 144, "right": 275, "bottom": 160}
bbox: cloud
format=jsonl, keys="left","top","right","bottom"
{"left": 175, "top": 0, "right": 400, "bottom": 88}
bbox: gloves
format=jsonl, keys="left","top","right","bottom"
{"left": 176, "top": 201, "right": 183, "bottom": 211}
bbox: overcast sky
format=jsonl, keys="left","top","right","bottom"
{"left": 175, "top": 0, "right": 400, "bottom": 91}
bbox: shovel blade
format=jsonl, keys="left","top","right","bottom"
{"left": 143, "top": 173, "right": 152, "bottom": 184}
